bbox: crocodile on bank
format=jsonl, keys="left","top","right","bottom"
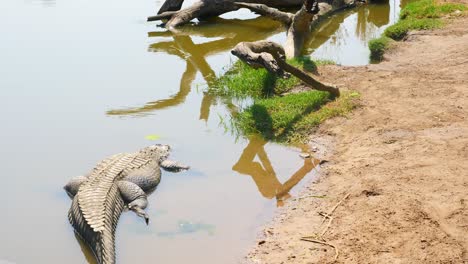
{"left": 64, "top": 144, "right": 189, "bottom": 264}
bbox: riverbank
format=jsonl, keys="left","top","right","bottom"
{"left": 246, "top": 14, "right": 468, "bottom": 264}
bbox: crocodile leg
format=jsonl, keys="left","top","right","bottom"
{"left": 64, "top": 175, "right": 88, "bottom": 198}
{"left": 123, "top": 165, "right": 161, "bottom": 193}
{"left": 117, "top": 181, "right": 150, "bottom": 224}
{"left": 160, "top": 159, "right": 190, "bottom": 172}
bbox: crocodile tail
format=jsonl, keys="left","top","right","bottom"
{"left": 68, "top": 186, "right": 125, "bottom": 264}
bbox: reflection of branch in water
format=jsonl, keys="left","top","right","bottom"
{"left": 275, "top": 157, "right": 316, "bottom": 206}
{"left": 356, "top": 7, "right": 368, "bottom": 40}
{"left": 306, "top": 1, "right": 392, "bottom": 53}
{"left": 305, "top": 9, "right": 355, "bottom": 53}
{"left": 199, "top": 93, "right": 215, "bottom": 121}
{"left": 106, "top": 17, "right": 284, "bottom": 120}
{"left": 367, "top": 2, "right": 390, "bottom": 28}
{"left": 106, "top": 61, "right": 196, "bottom": 116}
{"left": 233, "top": 136, "right": 317, "bottom": 206}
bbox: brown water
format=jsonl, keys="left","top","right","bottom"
{"left": 0, "top": 0, "right": 401, "bottom": 263}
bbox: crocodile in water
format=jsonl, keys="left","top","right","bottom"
{"left": 64, "top": 144, "right": 189, "bottom": 264}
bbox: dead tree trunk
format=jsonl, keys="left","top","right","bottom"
{"left": 149, "top": 0, "right": 359, "bottom": 57}
{"left": 235, "top": 0, "right": 358, "bottom": 58}
{"left": 158, "top": 0, "right": 185, "bottom": 14}
{"left": 148, "top": 0, "right": 305, "bottom": 28}
{"left": 231, "top": 40, "right": 340, "bottom": 96}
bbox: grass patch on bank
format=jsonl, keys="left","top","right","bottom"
{"left": 233, "top": 91, "right": 360, "bottom": 144}
{"left": 400, "top": 0, "right": 466, "bottom": 19}
{"left": 369, "top": 0, "right": 466, "bottom": 61}
{"left": 212, "top": 57, "right": 334, "bottom": 99}
{"left": 384, "top": 17, "right": 443, "bottom": 40}
{"left": 213, "top": 57, "right": 358, "bottom": 144}
{"left": 385, "top": 0, "right": 466, "bottom": 40}
{"left": 369, "top": 36, "right": 393, "bottom": 62}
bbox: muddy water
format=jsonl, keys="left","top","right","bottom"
{"left": 0, "top": 0, "right": 400, "bottom": 263}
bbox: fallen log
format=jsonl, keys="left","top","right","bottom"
{"left": 148, "top": 0, "right": 305, "bottom": 28}
{"left": 149, "top": 0, "right": 360, "bottom": 58}
{"left": 158, "top": 0, "right": 185, "bottom": 14}
{"left": 231, "top": 40, "right": 340, "bottom": 96}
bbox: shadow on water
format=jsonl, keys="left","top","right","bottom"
{"left": 233, "top": 135, "right": 319, "bottom": 207}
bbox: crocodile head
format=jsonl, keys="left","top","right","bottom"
{"left": 141, "top": 144, "right": 171, "bottom": 163}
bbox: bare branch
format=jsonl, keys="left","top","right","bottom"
{"left": 147, "top": 11, "right": 178, "bottom": 21}
{"left": 235, "top": 2, "right": 293, "bottom": 25}
{"left": 147, "top": 0, "right": 304, "bottom": 28}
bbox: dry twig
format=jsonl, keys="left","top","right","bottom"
{"left": 301, "top": 192, "right": 350, "bottom": 262}
{"left": 301, "top": 237, "right": 339, "bottom": 262}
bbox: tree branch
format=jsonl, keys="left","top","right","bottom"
{"left": 231, "top": 41, "right": 340, "bottom": 96}
{"left": 235, "top": 2, "right": 293, "bottom": 25}
{"left": 147, "top": 0, "right": 304, "bottom": 28}
{"left": 147, "top": 11, "right": 178, "bottom": 22}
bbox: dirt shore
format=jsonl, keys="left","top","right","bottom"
{"left": 246, "top": 16, "right": 468, "bottom": 263}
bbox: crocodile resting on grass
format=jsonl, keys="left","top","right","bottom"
{"left": 64, "top": 144, "right": 189, "bottom": 264}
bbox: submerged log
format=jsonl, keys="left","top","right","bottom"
{"left": 231, "top": 40, "right": 340, "bottom": 96}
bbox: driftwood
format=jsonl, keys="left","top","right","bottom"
{"left": 148, "top": 0, "right": 304, "bottom": 28}
{"left": 158, "top": 0, "right": 185, "bottom": 14}
{"left": 231, "top": 40, "right": 340, "bottom": 96}
{"left": 234, "top": 0, "right": 362, "bottom": 57}
{"left": 149, "top": 0, "right": 360, "bottom": 58}
{"left": 235, "top": 0, "right": 319, "bottom": 58}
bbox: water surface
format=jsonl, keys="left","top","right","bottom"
{"left": 0, "top": 0, "right": 401, "bottom": 263}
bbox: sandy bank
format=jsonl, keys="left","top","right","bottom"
{"left": 246, "top": 15, "right": 468, "bottom": 263}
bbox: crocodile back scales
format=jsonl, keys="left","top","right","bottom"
{"left": 68, "top": 151, "right": 156, "bottom": 264}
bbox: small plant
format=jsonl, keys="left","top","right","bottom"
{"left": 369, "top": 36, "right": 392, "bottom": 62}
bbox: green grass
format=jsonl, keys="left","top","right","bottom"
{"left": 385, "top": 0, "right": 466, "bottom": 40}
{"left": 369, "top": 0, "right": 466, "bottom": 58}
{"left": 369, "top": 36, "right": 393, "bottom": 62}
{"left": 212, "top": 57, "right": 333, "bottom": 99}
{"left": 233, "top": 91, "right": 360, "bottom": 144}
{"left": 400, "top": 0, "right": 466, "bottom": 19}
{"left": 384, "top": 17, "right": 443, "bottom": 40}
{"left": 213, "top": 57, "right": 357, "bottom": 144}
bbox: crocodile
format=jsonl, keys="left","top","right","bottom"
{"left": 64, "top": 144, "right": 189, "bottom": 264}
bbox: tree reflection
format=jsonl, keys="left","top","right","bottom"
{"left": 305, "top": 0, "right": 393, "bottom": 54}
{"left": 367, "top": 2, "right": 390, "bottom": 27}
{"left": 105, "top": 4, "right": 394, "bottom": 206}
{"left": 233, "top": 135, "right": 318, "bottom": 206}
{"left": 106, "top": 17, "right": 284, "bottom": 120}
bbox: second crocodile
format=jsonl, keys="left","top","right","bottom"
{"left": 64, "top": 144, "right": 189, "bottom": 264}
